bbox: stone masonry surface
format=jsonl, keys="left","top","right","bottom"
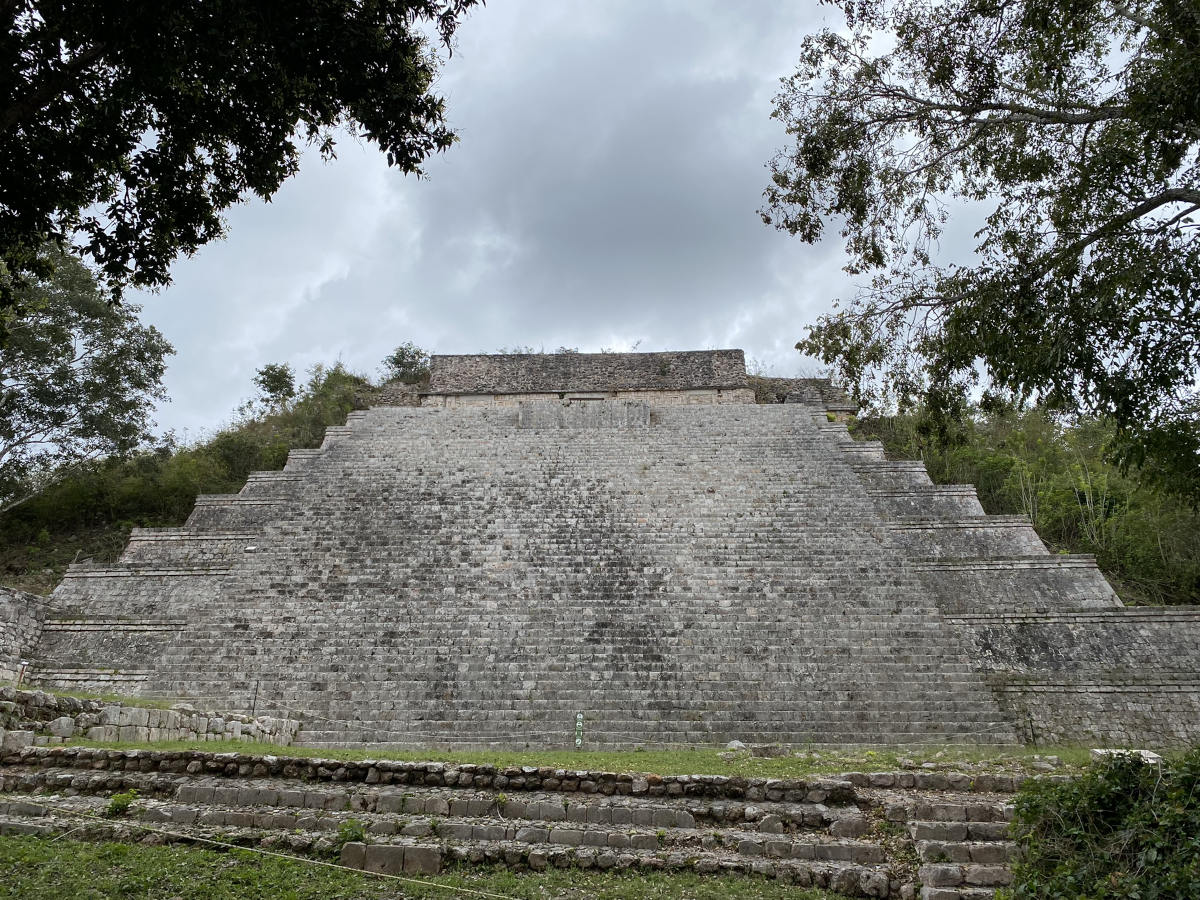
{"left": 20, "top": 350, "right": 1200, "bottom": 748}
{"left": 0, "top": 744, "right": 1044, "bottom": 899}
{"left": 0, "top": 685, "right": 299, "bottom": 753}
{"left": 426, "top": 349, "right": 749, "bottom": 395}
{"left": 0, "top": 587, "right": 48, "bottom": 683}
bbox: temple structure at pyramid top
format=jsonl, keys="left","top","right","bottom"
{"left": 5, "top": 349, "right": 1200, "bottom": 749}
{"left": 430, "top": 349, "right": 748, "bottom": 394}
{"left": 422, "top": 349, "right": 756, "bottom": 407}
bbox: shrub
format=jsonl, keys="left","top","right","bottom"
{"left": 105, "top": 789, "right": 138, "bottom": 818}
{"left": 1008, "top": 748, "right": 1200, "bottom": 897}
{"left": 334, "top": 818, "right": 366, "bottom": 850}
{"left": 381, "top": 342, "right": 430, "bottom": 385}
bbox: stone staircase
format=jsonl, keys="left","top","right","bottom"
{"left": 25, "top": 393, "right": 1200, "bottom": 748}
{"left": 0, "top": 745, "right": 1030, "bottom": 899}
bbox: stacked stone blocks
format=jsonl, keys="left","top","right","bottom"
{"left": 0, "top": 744, "right": 1039, "bottom": 898}
{"left": 0, "top": 686, "right": 298, "bottom": 752}
{"left": 6, "top": 349, "right": 1198, "bottom": 747}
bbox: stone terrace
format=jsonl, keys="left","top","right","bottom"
{"left": 0, "top": 745, "right": 1032, "bottom": 900}
{"left": 8, "top": 350, "right": 1200, "bottom": 749}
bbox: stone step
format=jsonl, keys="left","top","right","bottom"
{"left": 0, "top": 804, "right": 902, "bottom": 896}
{"left": 920, "top": 888, "right": 999, "bottom": 900}
{"left": 915, "top": 840, "right": 1019, "bottom": 864}
{"left": 288, "top": 731, "right": 1016, "bottom": 748}
{"left": 0, "top": 793, "right": 892, "bottom": 863}
{"left": 885, "top": 799, "right": 1013, "bottom": 823}
{"left": 0, "top": 747, "right": 1037, "bottom": 898}
{"left": 919, "top": 860, "right": 1013, "bottom": 891}
{"left": 28, "top": 383, "right": 1150, "bottom": 749}
{"left": 910, "top": 821, "right": 1012, "bottom": 842}
{"left": 286, "top": 732, "right": 1019, "bottom": 749}
{"left": 157, "top": 695, "right": 1013, "bottom": 711}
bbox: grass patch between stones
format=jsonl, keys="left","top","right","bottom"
{"left": 63, "top": 738, "right": 1095, "bottom": 777}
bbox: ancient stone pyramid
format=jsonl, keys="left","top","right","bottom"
{"left": 25, "top": 350, "right": 1200, "bottom": 747}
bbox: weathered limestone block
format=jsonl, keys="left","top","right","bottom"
{"left": 0, "top": 587, "right": 48, "bottom": 684}
{"left": 339, "top": 841, "right": 366, "bottom": 869}
{"left": 362, "top": 843, "right": 406, "bottom": 875}
{"left": 1, "top": 730, "right": 33, "bottom": 752}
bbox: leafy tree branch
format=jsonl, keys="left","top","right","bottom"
{"left": 0, "top": 1, "right": 481, "bottom": 312}
{"left": 764, "top": 0, "right": 1200, "bottom": 496}
{"left": 0, "top": 248, "right": 173, "bottom": 509}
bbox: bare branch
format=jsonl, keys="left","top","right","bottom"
{"left": 877, "top": 82, "right": 1130, "bottom": 126}
{"left": 0, "top": 451, "right": 104, "bottom": 516}
{"left": 1053, "top": 189, "right": 1200, "bottom": 262}
{"left": 1111, "top": 2, "right": 1169, "bottom": 40}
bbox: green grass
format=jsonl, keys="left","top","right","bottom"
{"left": 64, "top": 737, "right": 1094, "bottom": 777}
{"left": 8, "top": 687, "right": 178, "bottom": 709}
{"left": 0, "top": 835, "right": 849, "bottom": 899}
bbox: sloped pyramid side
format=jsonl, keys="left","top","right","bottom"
{"left": 29, "top": 387, "right": 1200, "bottom": 747}
{"left": 837, "top": 407, "right": 1200, "bottom": 747}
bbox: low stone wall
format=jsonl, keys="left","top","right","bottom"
{"left": 427, "top": 350, "right": 749, "bottom": 395}
{"left": 751, "top": 376, "right": 858, "bottom": 413}
{"left": 370, "top": 382, "right": 423, "bottom": 406}
{"left": 0, "top": 686, "right": 300, "bottom": 752}
{"left": 0, "top": 743, "right": 1030, "bottom": 797}
{"left": 0, "top": 746, "right": 1033, "bottom": 898}
{"left": 0, "top": 587, "right": 48, "bottom": 683}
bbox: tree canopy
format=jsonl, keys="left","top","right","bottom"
{"left": 763, "top": 0, "right": 1200, "bottom": 495}
{"left": 381, "top": 340, "right": 431, "bottom": 384}
{"left": 0, "top": 249, "right": 173, "bottom": 511}
{"left": 254, "top": 363, "right": 297, "bottom": 410}
{"left": 0, "top": 1, "right": 479, "bottom": 311}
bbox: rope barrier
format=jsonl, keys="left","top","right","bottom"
{"left": 22, "top": 800, "right": 522, "bottom": 900}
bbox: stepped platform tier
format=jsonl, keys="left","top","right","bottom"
{"left": 9, "top": 349, "right": 1200, "bottom": 748}
{"left": 0, "top": 745, "right": 1032, "bottom": 900}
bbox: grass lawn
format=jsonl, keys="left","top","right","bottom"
{"left": 63, "top": 737, "right": 1094, "bottom": 777}
{"left": 0, "top": 835, "right": 849, "bottom": 900}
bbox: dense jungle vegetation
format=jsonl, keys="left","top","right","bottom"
{"left": 1, "top": 366, "right": 1197, "bottom": 605}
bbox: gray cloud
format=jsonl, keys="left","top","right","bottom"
{"left": 138, "top": 0, "right": 857, "bottom": 437}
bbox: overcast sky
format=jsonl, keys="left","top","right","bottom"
{"left": 136, "top": 1, "right": 862, "bottom": 439}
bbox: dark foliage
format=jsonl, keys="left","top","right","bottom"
{"left": 1010, "top": 748, "right": 1200, "bottom": 897}
{"left": 764, "top": 0, "right": 1200, "bottom": 499}
{"left": 0, "top": 1, "right": 479, "bottom": 312}
{"left": 253, "top": 363, "right": 297, "bottom": 409}
{"left": 380, "top": 341, "right": 430, "bottom": 384}
{"left": 0, "top": 250, "right": 172, "bottom": 511}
